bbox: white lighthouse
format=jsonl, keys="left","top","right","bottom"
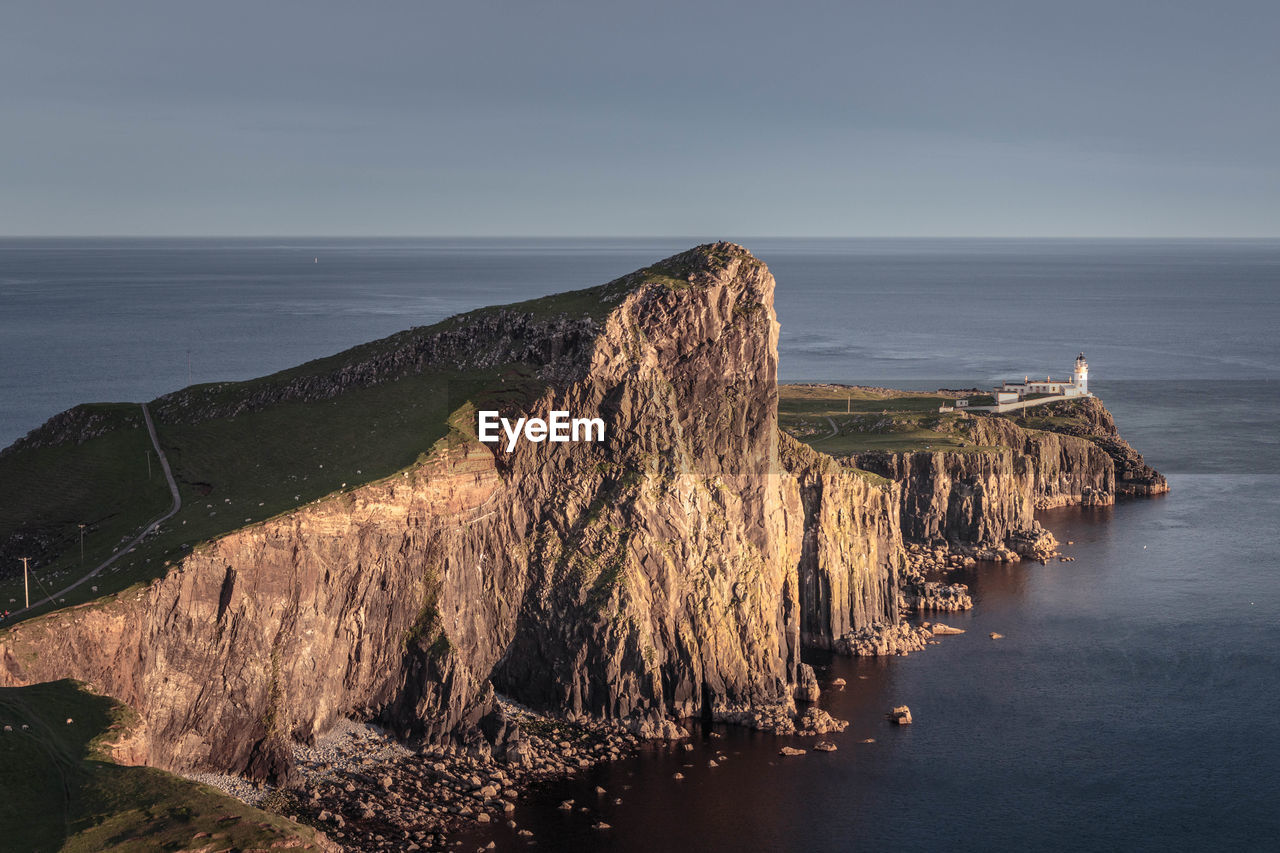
{"left": 1073, "top": 352, "right": 1088, "bottom": 395}
{"left": 975, "top": 352, "right": 1093, "bottom": 410}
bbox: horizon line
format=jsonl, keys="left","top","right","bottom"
{"left": 2, "top": 234, "right": 1279, "bottom": 241}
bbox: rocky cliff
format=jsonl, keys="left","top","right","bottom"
{"left": 778, "top": 435, "right": 902, "bottom": 650}
{"left": 1009, "top": 396, "right": 1169, "bottom": 497}
{"left": 0, "top": 442, "right": 512, "bottom": 781}
{"left": 852, "top": 397, "right": 1165, "bottom": 558}
{"left": 0, "top": 244, "right": 816, "bottom": 781}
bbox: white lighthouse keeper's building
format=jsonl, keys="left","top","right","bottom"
{"left": 997, "top": 353, "right": 1091, "bottom": 399}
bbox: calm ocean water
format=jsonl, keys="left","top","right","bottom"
{"left": 2, "top": 238, "right": 1278, "bottom": 850}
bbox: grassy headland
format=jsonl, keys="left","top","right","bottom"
{"left": 779, "top": 384, "right": 1000, "bottom": 456}
{"left": 0, "top": 256, "right": 713, "bottom": 624}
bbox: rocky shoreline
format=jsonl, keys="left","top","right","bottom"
{"left": 188, "top": 687, "right": 872, "bottom": 851}
{"left": 194, "top": 611, "right": 980, "bottom": 852}
{"left": 186, "top": 700, "right": 648, "bottom": 852}
{"left": 830, "top": 530, "right": 1084, "bottom": 659}
{"left": 182, "top": 608, "right": 988, "bottom": 852}
{"left": 174, "top": 485, "right": 1094, "bottom": 850}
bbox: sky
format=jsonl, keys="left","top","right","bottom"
{"left": 2, "top": 0, "right": 1278, "bottom": 237}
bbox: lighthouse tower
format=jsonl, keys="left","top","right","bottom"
{"left": 1073, "top": 352, "right": 1089, "bottom": 395}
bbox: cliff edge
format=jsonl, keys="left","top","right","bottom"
{"left": 0, "top": 244, "right": 818, "bottom": 782}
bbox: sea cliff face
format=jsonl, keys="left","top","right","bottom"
{"left": 0, "top": 443, "right": 511, "bottom": 781}
{"left": 0, "top": 244, "right": 815, "bottom": 780}
{"left": 1016, "top": 397, "right": 1169, "bottom": 497}
{"left": 490, "top": 259, "right": 805, "bottom": 724}
{"left": 779, "top": 435, "right": 902, "bottom": 650}
{"left": 851, "top": 448, "right": 1040, "bottom": 555}
{"left": 852, "top": 398, "right": 1166, "bottom": 557}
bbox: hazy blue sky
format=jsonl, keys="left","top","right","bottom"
{"left": 2, "top": 1, "right": 1277, "bottom": 236}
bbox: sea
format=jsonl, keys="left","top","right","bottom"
{"left": 2, "top": 238, "right": 1278, "bottom": 851}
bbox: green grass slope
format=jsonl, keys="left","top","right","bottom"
{"left": 1, "top": 364, "right": 541, "bottom": 625}
{"left": 0, "top": 405, "right": 173, "bottom": 617}
{"left": 779, "top": 384, "right": 1000, "bottom": 455}
{"left": 0, "top": 680, "right": 329, "bottom": 852}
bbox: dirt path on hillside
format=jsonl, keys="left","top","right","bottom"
{"left": 12, "top": 402, "right": 181, "bottom": 617}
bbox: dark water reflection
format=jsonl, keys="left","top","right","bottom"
{"left": 462, "top": 478, "right": 1280, "bottom": 851}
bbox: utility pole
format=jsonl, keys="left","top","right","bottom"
{"left": 847, "top": 394, "right": 851, "bottom": 414}
{"left": 146, "top": 450, "right": 152, "bottom": 479}
{"left": 79, "top": 524, "right": 86, "bottom": 565}
{"left": 20, "top": 557, "right": 30, "bottom": 609}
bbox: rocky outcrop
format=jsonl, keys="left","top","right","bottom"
{"left": 1009, "top": 397, "right": 1168, "bottom": 497}
{"left": 0, "top": 403, "right": 142, "bottom": 458}
{"left": 912, "top": 581, "right": 973, "bottom": 611}
{"left": 898, "top": 544, "right": 975, "bottom": 611}
{"left": 795, "top": 662, "right": 821, "bottom": 703}
{"left": 0, "top": 243, "right": 809, "bottom": 782}
{"left": 834, "top": 622, "right": 932, "bottom": 657}
{"left": 851, "top": 406, "right": 1146, "bottom": 558}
